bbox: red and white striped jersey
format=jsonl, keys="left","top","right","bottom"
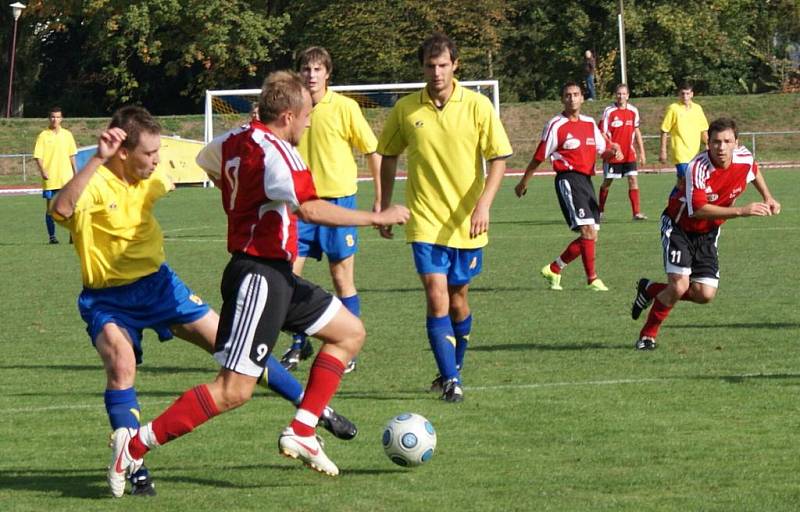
{"left": 666, "top": 146, "right": 758, "bottom": 233}
{"left": 601, "top": 103, "right": 639, "bottom": 163}
{"left": 533, "top": 114, "right": 607, "bottom": 176}
{"left": 197, "top": 121, "right": 318, "bottom": 261}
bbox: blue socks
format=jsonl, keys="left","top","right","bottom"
{"left": 45, "top": 213, "right": 56, "bottom": 239}
{"left": 104, "top": 387, "right": 141, "bottom": 430}
{"left": 341, "top": 294, "right": 360, "bottom": 317}
{"left": 453, "top": 314, "right": 472, "bottom": 371}
{"left": 264, "top": 355, "right": 304, "bottom": 405}
{"left": 427, "top": 315, "right": 459, "bottom": 382}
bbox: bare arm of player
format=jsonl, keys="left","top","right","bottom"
{"left": 751, "top": 171, "right": 781, "bottom": 215}
{"left": 366, "top": 152, "right": 382, "bottom": 213}
{"left": 297, "top": 199, "right": 409, "bottom": 228}
{"left": 701, "top": 130, "right": 709, "bottom": 148}
{"left": 35, "top": 158, "right": 48, "bottom": 180}
{"left": 635, "top": 127, "right": 646, "bottom": 165}
{"left": 470, "top": 158, "right": 507, "bottom": 238}
{"left": 659, "top": 132, "right": 668, "bottom": 163}
{"left": 70, "top": 155, "right": 78, "bottom": 175}
{"left": 378, "top": 155, "right": 399, "bottom": 239}
{"left": 515, "top": 157, "right": 543, "bottom": 198}
{"left": 51, "top": 128, "right": 127, "bottom": 219}
{"left": 692, "top": 202, "right": 772, "bottom": 220}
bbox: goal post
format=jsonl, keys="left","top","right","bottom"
{"left": 204, "top": 80, "right": 501, "bottom": 144}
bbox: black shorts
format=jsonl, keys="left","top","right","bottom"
{"left": 602, "top": 161, "right": 637, "bottom": 179}
{"left": 555, "top": 172, "right": 600, "bottom": 230}
{"left": 660, "top": 212, "right": 720, "bottom": 287}
{"left": 214, "top": 253, "right": 339, "bottom": 377}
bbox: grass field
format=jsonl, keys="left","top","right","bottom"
{"left": 1, "top": 171, "right": 799, "bottom": 511}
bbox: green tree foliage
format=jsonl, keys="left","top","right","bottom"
{"left": 2, "top": 0, "right": 798, "bottom": 115}
{"left": 17, "top": 0, "right": 288, "bottom": 115}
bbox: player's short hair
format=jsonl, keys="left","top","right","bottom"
{"left": 258, "top": 70, "right": 307, "bottom": 123}
{"left": 48, "top": 106, "right": 63, "bottom": 115}
{"left": 109, "top": 106, "right": 161, "bottom": 150}
{"left": 561, "top": 81, "right": 583, "bottom": 96}
{"left": 296, "top": 46, "right": 333, "bottom": 75}
{"left": 678, "top": 81, "right": 694, "bottom": 92}
{"left": 614, "top": 83, "right": 629, "bottom": 93}
{"left": 418, "top": 32, "right": 458, "bottom": 64}
{"left": 708, "top": 117, "right": 738, "bottom": 140}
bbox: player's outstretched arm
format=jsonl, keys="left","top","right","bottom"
{"left": 52, "top": 128, "right": 127, "bottom": 219}
{"left": 692, "top": 202, "right": 772, "bottom": 220}
{"left": 471, "top": 158, "right": 507, "bottom": 238}
{"left": 297, "top": 199, "right": 409, "bottom": 228}
{"left": 752, "top": 171, "right": 781, "bottom": 215}
{"left": 515, "top": 157, "right": 542, "bottom": 198}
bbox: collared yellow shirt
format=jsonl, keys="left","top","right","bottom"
{"left": 660, "top": 101, "right": 709, "bottom": 164}
{"left": 378, "top": 80, "right": 513, "bottom": 248}
{"left": 54, "top": 166, "right": 171, "bottom": 288}
{"left": 297, "top": 89, "right": 378, "bottom": 198}
{"left": 33, "top": 128, "right": 77, "bottom": 190}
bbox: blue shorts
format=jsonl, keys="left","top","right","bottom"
{"left": 675, "top": 163, "right": 690, "bottom": 179}
{"left": 297, "top": 195, "right": 358, "bottom": 262}
{"left": 42, "top": 189, "right": 59, "bottom": 200}
{"left": 77, "top": 264, "right": 210, "bottom": 364}
{"left": 411, "top": 242, "right": 483, "bottom": 286}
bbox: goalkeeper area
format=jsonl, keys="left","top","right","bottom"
{"left": 204, "top": 80, "right": 499, "bottom": 173}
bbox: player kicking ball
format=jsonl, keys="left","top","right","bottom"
{"left": 51, "top": 106, "right": 359, "bottom": 497}
{"left": 631, "top": 118, "right": 780, "bottom": 350}
{"left": 106, "top": 71, "right": 408, "bottom": 494}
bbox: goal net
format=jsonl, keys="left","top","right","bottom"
{"left": 204, "top": 80, "right": 500, "bottom": 176}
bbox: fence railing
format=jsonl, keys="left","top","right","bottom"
{"left": 2, "top": 130, "right": 799, "bottom": 185}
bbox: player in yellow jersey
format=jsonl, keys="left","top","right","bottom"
{"left": 33, "top": 106, "right": 77, "bottom": 244}
{"left": 378, "top": 33, "right": 513, "bottom": 402}
{"left": 280, "top": 46, "right": 382, "bottom": 373}
{"left": 51, "top": 106, "right": 357, "bottom": 498}
{"left": 659, "top": 82, "right": 709, "bottom": 186}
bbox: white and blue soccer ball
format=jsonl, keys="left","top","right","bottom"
{"left": 382, "top": 413, "right": 437, "bottom": 467}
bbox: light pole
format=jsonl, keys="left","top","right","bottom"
{"left": 5, "top": 2, "right": 26, "bottom": 118}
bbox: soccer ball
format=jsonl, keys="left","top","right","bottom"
{"left": 381, "top": 413, "right": 437, "bottom": 467}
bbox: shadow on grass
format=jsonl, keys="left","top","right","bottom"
{"left": 0, "top": 462, "right": 402, "bottom": 498}
{"left": 490, "top": 219, "right": 564, "bottom": 226}
{"left": 0, "top": 364, "right": 212, "bottom": 374}
{"left": 470, "top": 342, "right": 627, "bottom": 352}
{"left": 690, "top": 373, "right": 800, "bottom": 384}
{"left": 670, "top": 322, "right": 800, "bottom": 330}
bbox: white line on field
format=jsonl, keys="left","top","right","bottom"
{"left": 3, "top": 372, "right": 792, "bottom": 416}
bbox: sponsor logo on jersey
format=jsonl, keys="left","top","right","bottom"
{"left": 189, "top": 294, "right": 204, "bottom": 305}
{"left": 708, "top": 194, "right": 719, "bottom": 201}
{"left": 108, "top": 202, "right": 117, "bottom": 210}
{"left": 563, "top": 134, "right": 580, "bottom": 150}
{"left": 611, "top": 119, "right": 624, "bottom": 128}
{"left": 414, "top": 120, "right": 424, "bottom": 128}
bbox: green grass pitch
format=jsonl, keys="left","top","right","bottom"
{"left": 1, "top": 171, "right": 799, "bottom": 511}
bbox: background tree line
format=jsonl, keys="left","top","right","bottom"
{"left": 1, "top": 0, "right": 798, "bottom": 116}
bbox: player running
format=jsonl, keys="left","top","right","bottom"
{"left": 515, "top": 82, "right": 620, "bottom": 292}
{"left": 598, "top": 83, "right": 647, "bottom": 221}
{"left": 107, "top": 72, "right": 408, "bottom": 492}
{"left": 631, "top": 118, "right": 780, "bottom": 350}
{"left": 50, "top": 105, "right": 359, "bottom": 497}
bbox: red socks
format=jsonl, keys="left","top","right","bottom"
{"left": 551, "top": 238, "right": 582, "bottom": 274}
{"left": 599, "top": 188, "right": 609, "bottom": 212}
{"left": 290, "top": 352, "right": 345, "bottom": 436}
{"left": 629, "top": 188, "right": 641, "bottom": 216}
{"left": 578, "top": 238, "right": 597, "bottom": 283}
{"left": 640, "top": 298, "right": 673, "bottom": 339}
{"left": 129, "top": 385, "right": 219, "bottom": 459}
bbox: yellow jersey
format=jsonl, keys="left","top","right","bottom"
{"left": 33, "top": 128, "right": 78, "bottom": 190}
{"left": 377, "top": 80, "right": 513, "bottom": 248}
{"left": 660, "top": 102, "right": 709, "bottom": 164}
{"left": 54, "top": 166, "right": 172, "bottom": 288}
{"left": 297, "top": 89, "right": 377, "bottom": 198}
